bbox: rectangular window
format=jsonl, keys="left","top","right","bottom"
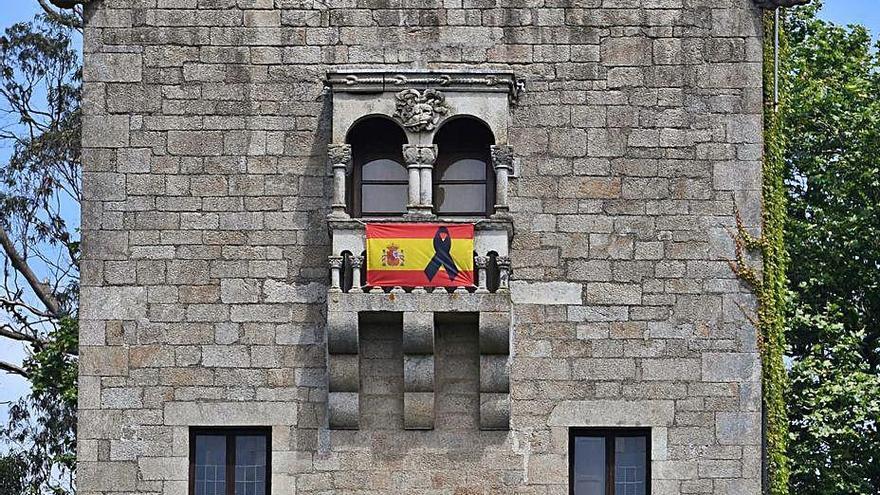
{"left": 190, "top": 427, "right": 271, "bottom": 495}
{"left": 569, "top": 428, "right": 650, "bottom": 495}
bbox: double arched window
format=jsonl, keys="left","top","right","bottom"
{"left": 346, "top": 116, "right": 495, "bottom": 218}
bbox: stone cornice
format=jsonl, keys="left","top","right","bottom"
{"left": 324, "top": 70, "right": 524, "bottom": 103}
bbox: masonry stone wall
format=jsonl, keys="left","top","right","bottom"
{"left": 79, "top": 0, "right": 765, "bottom": 493}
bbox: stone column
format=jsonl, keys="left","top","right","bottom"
{"left": 403, "top": 144, "right": 437, "bottom": 216}
{"left": 327, "top": 312, "right": 359, "bottom": 429}
{"left": 490, "top": 145, "right": 513, "bottom": 218}
{"left": 419, "top": 162, "right": 433, "bottom": 210}
{"left": 328, "top": 144, "right": 352, "bottom": 219}
{"left": 403, "top": 312, "right": 434, "bottom": 429}
{"left": 328, "top": 255, "right": 343, "bottom": 293}
{"left": 496, "top": 256, "right": 511, "bottom": 292}
{"left": 349, "top": 255, "right": 363, "bottom": 293}
{"left": 474, "top": 255, "right": 489, "bottom": 293}
{"left": 407, "top": 162, "right": 421, "bottom": 210}
{"left": 479, "top": 312, "right": 510, "bottom": 430}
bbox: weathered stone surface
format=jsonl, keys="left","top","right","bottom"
{"left": 79, "top": 287, "right": 146, "bottom": 320}
{"left": 510, "top": 281, "right": 583, "bottom": 305}
{"left": 716, "top": 412, "right": 762, "bottom": 446}
{"left": 84, "top": 53, "right": 143, "bottom": 82}
{"left": 79, "top": 0, "right": 766, "bottom": 491}
{"left": 263, "top": 280, "right": 326, "bottom": 303}
{"left": 702, "top": 352, "right": 761, "bottom": 382}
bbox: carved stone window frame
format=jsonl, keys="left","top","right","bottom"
{"left": 324, "top": 70, "right": 522, "bottom": 221}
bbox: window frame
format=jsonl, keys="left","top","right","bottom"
{"left": 568, "top": 427, "right": 651, "bottom": 495}
{"left": 346, "top": 116, "right": 409, "bottom": 218}
{"left": 433, "top": 155, "right": 494, "bottom": 217}
{"left": 188, "top": 426, "right": 272, "bottom": 495}
{"left": 432, "top": 117, "right": 496, "bottom": 217}
{"left": 353, "top": 157, "right": 409, "bottom": 217}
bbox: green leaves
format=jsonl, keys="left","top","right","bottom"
{"left": 784, "top": 3, "right": 880, "bottom": 493}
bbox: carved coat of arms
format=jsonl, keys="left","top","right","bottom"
{"left": 393, "top": 89, "right": 449, "bottom": 132}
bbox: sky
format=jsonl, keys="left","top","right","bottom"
{"left": 0, "top": 0, "right": 878, "bottom": 442}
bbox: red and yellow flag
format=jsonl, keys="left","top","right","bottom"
{"left": 366, "top": 223, "right": 474, "bottom": 288}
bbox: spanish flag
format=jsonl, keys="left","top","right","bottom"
{"left": 366, "top": 223, "right": 475, "bottom": 288}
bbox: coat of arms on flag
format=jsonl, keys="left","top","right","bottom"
{"left": 365, "top": 223, "right": 475, "bottom": 288}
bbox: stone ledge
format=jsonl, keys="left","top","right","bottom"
{"left": 327, "top": 291, "right": 511, "bottom": 313}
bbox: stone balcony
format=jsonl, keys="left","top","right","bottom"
{"left": 325, "top": 217, "right": 513, "bottom": 431}
{"left": 327, "top": 216, "right": 513, "bottom": 298}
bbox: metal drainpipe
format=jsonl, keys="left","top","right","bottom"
{"left": 774, "top": 7, "right": 780, "bottom": 112}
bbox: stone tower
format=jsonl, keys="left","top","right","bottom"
{"left": 78, "top": 0, "right": 776, "bottom": 493}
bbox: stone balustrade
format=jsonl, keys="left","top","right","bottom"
{"left": 327, "top": 219, "right": 512, "bottom": 295}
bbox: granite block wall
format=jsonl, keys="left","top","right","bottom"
{"left": 79, "top": 0, "right": 765, "bottom": 493}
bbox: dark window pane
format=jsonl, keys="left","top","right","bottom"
{"left": 362, "top": 184, "right": 407, "bottom": 214}
{"left": 195, "top": 435, "right": 226, "bottom": 495}
{"left": 362, "top": 159, "right": 407, "bottom": 181}
{"left": 436, "top": 184, "right": 486, "bottom": 214}
{"left": 439, "top": 159, "right": 487, "bottom": 181}
{"left": 573, "top": 436, "right": 605, "bottom": 495}
{"left": 615, "top": 436, "right": 647, "bottom": 495}
{"left": 235, "top": 436, "right": 267, "bottom": 495}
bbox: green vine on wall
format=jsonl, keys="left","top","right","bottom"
{"left": 729, "top": 9, "right": 791, "bottom": 495}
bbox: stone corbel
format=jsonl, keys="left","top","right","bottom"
{"left": 479, "top": 311, "right": 510, "bottom": 430}
{"left": 402, "top": 144, "right": 438, "bottom": 217}
{"left": 327, "top": 311, "right": 359, "bottom": 429}
{"left": 327, "top": 144, "right": 352, "bottom": 219}
{"left": 490, "top": 145, "right": 514, "bottom": 219}
{"left": 403, "top": 312, "right": 435, "bottom": 429}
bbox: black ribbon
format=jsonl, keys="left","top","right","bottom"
{"left": 424, "top": 226, "right": 459, "bottom": 281}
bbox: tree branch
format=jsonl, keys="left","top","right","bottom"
{"left": 0, "top": 227, "right": 64, "bottom": 317}
{"left": 0, "top": 324, "right": 43, "bottom": 345}
{"left": 38, "top": 0, "right": 83, "bottom": 30}
{"left": 0, "top": 360, "right": 29, "bottom": 378}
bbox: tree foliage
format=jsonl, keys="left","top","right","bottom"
{"left": 784, "top": 3, "right": 880, "bottom": 493}
{"left": 0, "top": 454, "right": 27, "bottom": 495}
{"left": 0, "top": 11, "right": 81, "bottom": 495}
